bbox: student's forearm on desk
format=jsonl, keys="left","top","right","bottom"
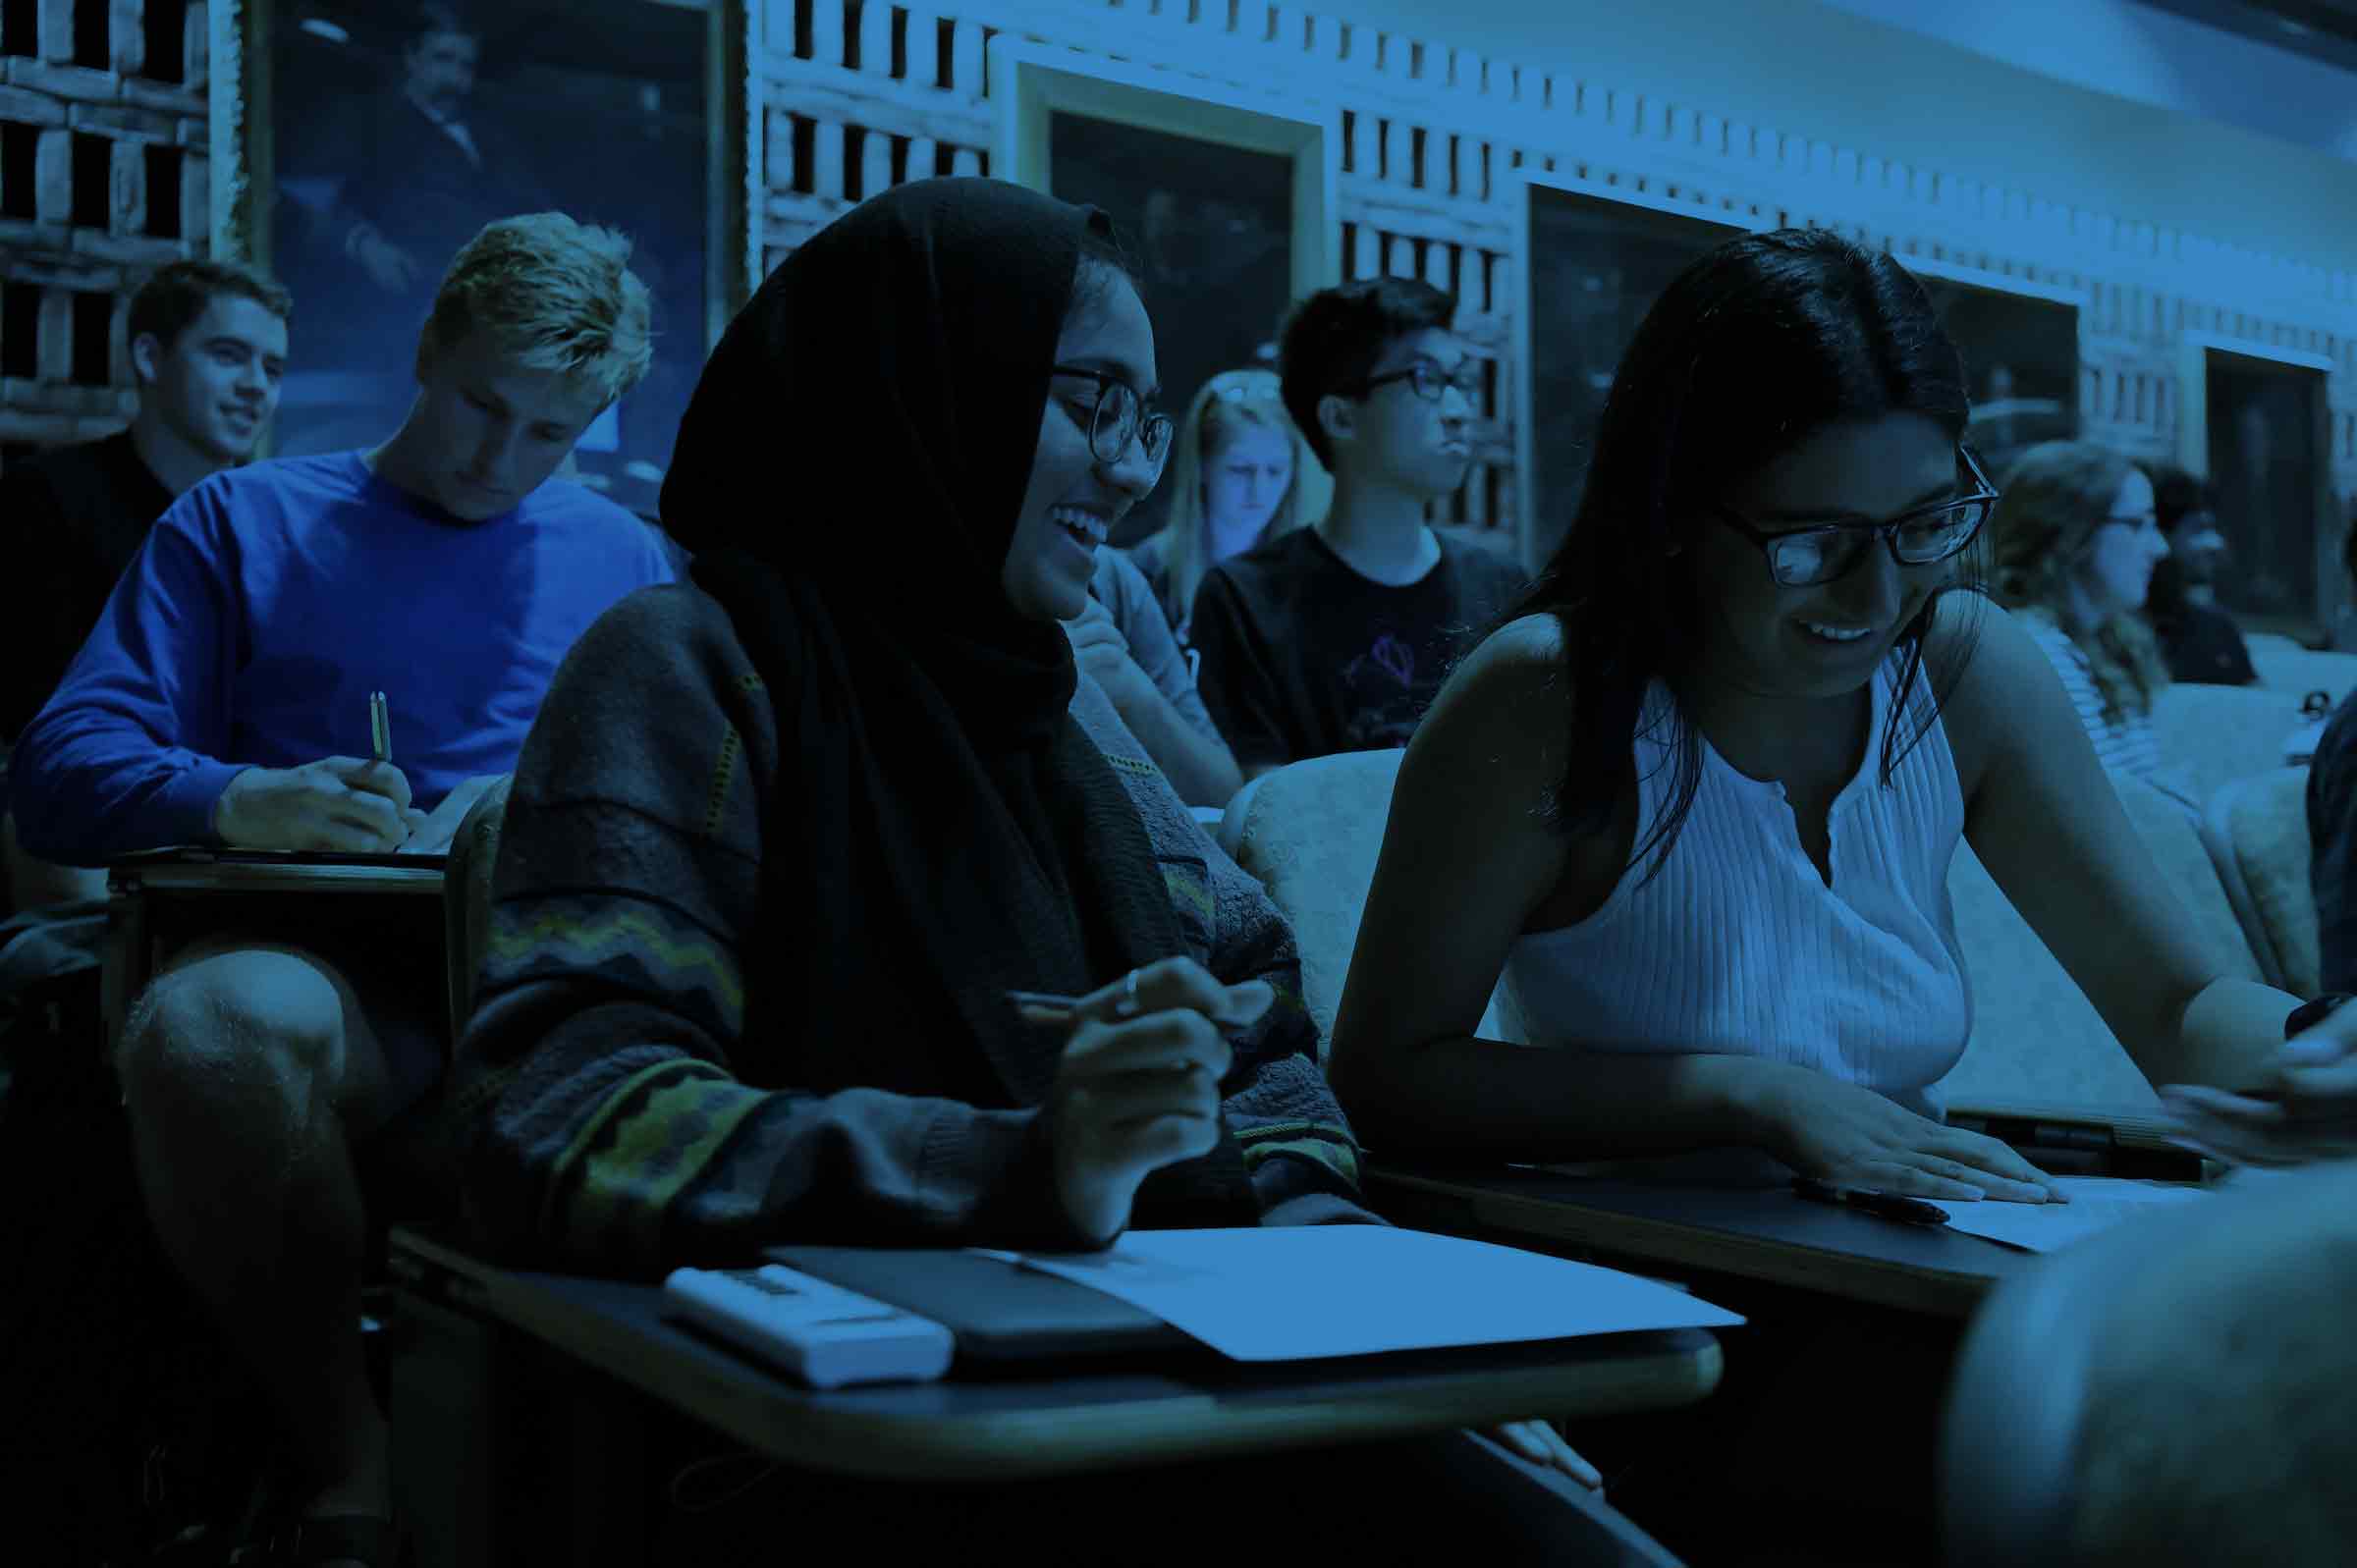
{"left": 1336, "top": 1035, "right": 1798, "bottom": 1163}
{"left": 1109, "top": 683, "right": 1243, "bottom": 807}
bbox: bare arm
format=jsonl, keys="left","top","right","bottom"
{"left": 1327, "top": 616, "right": 1796, "bottom": 1161}
{"left": 1101, "top": 679, "right": 1243, "bottom": 808}
{"left": 1946, "top": 598, "right": 2297, "bottom": 1091}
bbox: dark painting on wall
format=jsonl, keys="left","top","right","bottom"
{"left": 1520, "top": 186, "right": 1745, "bottom": 569}
{"left": 2206, "top": 352, "right": 2326, "bottom": 630}
{"left": 1047, "top": 111, "right": 1295, "bottom": 549}
{"left": 243, "top": 0, "right": 713, "bottom": 517}
{"left": 1913, "top": 280, "right": 2079, "bottom": 483}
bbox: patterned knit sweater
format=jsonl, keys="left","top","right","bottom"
{"left": 450, "top": 583, "right": 1371, "bottom": 1271}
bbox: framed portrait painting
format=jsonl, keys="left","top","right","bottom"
{"left": 210, "top": 0, "right": 751, "bottom": 517}
{"left": 1896, "top": 256, "right": 2080, "bottom": 489}
{"left": 1511, "top": 172, "right": 1753, "bottom": 573}
{"left": 2179, "top": 334, "right": 2338, "bottom": 645}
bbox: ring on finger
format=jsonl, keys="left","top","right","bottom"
{"left": 1114, "top": 966, "right": 1142, "bottom": 1017}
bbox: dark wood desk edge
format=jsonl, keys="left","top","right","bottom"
{"left": 388, "top": 1229, "right": 1726, "bottom": 1483}
{"left": 1367, "top": 1169, "right": 2013, "bottom": 1320}
{"left": 112, "top": 866, "right": 446, "bottom": 893}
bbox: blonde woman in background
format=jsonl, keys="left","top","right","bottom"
{"left": 1989, "top": 439, "right": 2183, "bottom": 799}
{"left": 1127, "top": 367, "right": 1309, "bottom": 642}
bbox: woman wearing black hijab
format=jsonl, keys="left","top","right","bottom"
{"left": 447, "top": 177, "right": 1622, "bottom": 1553}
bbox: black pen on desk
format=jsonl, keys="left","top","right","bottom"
{"left": 1790, "top": 1175, "right": 1950, "bottom": 1226}
{"left": 368, "top": 690, "right": 391, "bottom": 767}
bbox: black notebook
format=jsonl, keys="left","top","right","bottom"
{"left": 764, "top": 1245, "right": 1189, "bottom": 1363}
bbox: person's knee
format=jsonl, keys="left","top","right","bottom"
{"left": 120, "top": 946, "right": 350, "bottom": 1109}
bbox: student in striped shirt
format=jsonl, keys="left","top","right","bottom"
{"left": 1987, "top": 440, "right": 2186, "bottom": 800}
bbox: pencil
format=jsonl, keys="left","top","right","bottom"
{"left": 369, "top": 691, "right": 391, "bottom": 766}
{"left": 1006, "top": 989, "right": 1079, "bottom": 1021}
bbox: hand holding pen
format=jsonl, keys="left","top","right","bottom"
{"left": 208, "top": 691, "right": 415, "bottom": 852}
{"left": 1004, "top": 956, "right": 1274, "bottom": 1246}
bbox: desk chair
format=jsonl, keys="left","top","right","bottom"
{"left": 442, "top": 776, "right": 513, "bottom": 1038}
{"left": 2152, "top": 681, "right": 2308, "bottom": 814}
{"left": 363, "top": 776, "right": 512, "bottom": 1241}
{"left": 2249, "top": 646, "right": 2357, "bottom": 707}
{"left": 1218, "top": 747, "right": 1515, "bottom": 1054}
{"left": 2204, "top": 768, "right": 2321, "bottom": 997}
{"left": 1935, "top": 766, "right": 2263, "bottom": 1108}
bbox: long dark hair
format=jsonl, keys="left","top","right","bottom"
{"left": 1504, "top": 227, "right": 1979, "bottom": 886}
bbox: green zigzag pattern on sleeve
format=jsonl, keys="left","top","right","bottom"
{"left": 485, "top": 902, "right": 747, "bottom": 1036}
{"left": 1234, "top": 1120, "right": 1361, "bottom": 1186}
{"left": 1159, "top": 860, "right": 1214, "bottom": 926}
{"left": 545, "top": 1057, "right": 770, "bottom": 1263}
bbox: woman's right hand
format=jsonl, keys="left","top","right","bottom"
{"left": 1761, "top": 1069, "right": 2064, "bottom": 1204}
{"left": 1040, "top": 957, "right": 1275, "bottom": 1243}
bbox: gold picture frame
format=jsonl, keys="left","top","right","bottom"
{"left": 207, "top": 0, "right": 752, "bottom": 490}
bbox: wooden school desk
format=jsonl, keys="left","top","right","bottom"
{"left": 1364, "top": 1165, "right": 2053, "bottom": 1320}
{"left": 101, "top": 849, "right": 447, "bottom": 1050}
{"left": 1365, "top": 1105, "right": 2207, "bottom": 1321}
{"left": 386, "top": 1227, "right": 1727, "bottom": 1565}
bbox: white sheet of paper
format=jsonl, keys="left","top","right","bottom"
{"left": 1933, "top": 1176, "right": 2213, "bottom": 1254}
{"left": 969, "top": 1226, "right": 1742, "bottom": 1362}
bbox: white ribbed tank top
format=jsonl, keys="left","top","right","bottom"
{"left": 1500, "top": 654, "right": 1972, "bottom": 1120}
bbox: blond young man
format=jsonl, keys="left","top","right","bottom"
{"left": 7, "top": 213, "right": 676, "bottom": 1564}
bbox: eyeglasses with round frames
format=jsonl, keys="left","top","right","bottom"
{"left": 1341, "top": 358, "right": 1484, "bottom": 405}
{"left": 1711, "top": 446, "right": 2001, "bottom": 588}
{"left": 1051, "top": 364, "right": 1174, "bottom": 472}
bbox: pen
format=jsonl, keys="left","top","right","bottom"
{"left": 1790, "top": 1175, "right": 1949, "bottom": 1226}
{"left": 369, "top": 691, "right": 391, "bottom": 766}
{"left": 1005, "top": 984, "right": 1268, "bottom": 1030}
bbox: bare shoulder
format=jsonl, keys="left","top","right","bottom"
{"left": 1420, "top": 612, "right": 1574, "bottom": 784}
{"left": 1919, "top": 590, "right": 2063, "bottom": 800}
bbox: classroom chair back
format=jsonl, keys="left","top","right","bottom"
{"left": 2204, "top": 767, "right": 2321, "bottom": 997}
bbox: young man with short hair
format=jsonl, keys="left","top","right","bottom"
{"left": 1188, "top": 278, "right": 1527, "bottom": 781}
{"left": 2140, "top": 460, "right": 2257, "bottom": 686}
{"left": 7, "top": 211, "right": 675, "bottom": 1562}
{"left": 1, "top": 259, "right": 292, "bottom": 908}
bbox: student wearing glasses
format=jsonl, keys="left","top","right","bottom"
{"left": 1988, "top": 440, "right": 2186, "bottom": 798}
{"left": 1188, "top": 280, "right": 1528, "bottom": 780}
{"left": 1333, "top": 226, "right": 2296, "bottom": 1193}
{"left": 1323, "top": 227, "right": 2312, "bottom": 1557}
{"left": 452, "top": 179, "right": 1624, "bottom": 1555}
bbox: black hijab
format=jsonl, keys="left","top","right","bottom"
{"left": 661, "top": 178, "right": 1255, "bottom": 1219}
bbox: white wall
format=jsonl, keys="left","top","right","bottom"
{"left": 1312, "top": 0, "right": 2357, "bottom": 271}
{"left": 1817, "top": 0, "right": 2357, "bottom": 164}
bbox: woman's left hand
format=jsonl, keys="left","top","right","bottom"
{"left": 1488, "top": 1420, "right": 1605, "bottom": 1489}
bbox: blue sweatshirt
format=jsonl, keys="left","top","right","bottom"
{"left": 8, "top": 452, "right": 675, "bottom": 867}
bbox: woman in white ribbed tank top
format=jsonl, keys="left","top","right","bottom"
{"left": 1328, "top": 228, "right": 2310, "bottom": 1204}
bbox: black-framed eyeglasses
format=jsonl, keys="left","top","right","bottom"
{"left": 1712, "top": 446, "right": 2001, "bottom": 588}
{"left": 1340, "top": 358, "right": 1484, "bottom": 405}
{"left": 1050, "top": 364, "right": 1174, "bottom": 471}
